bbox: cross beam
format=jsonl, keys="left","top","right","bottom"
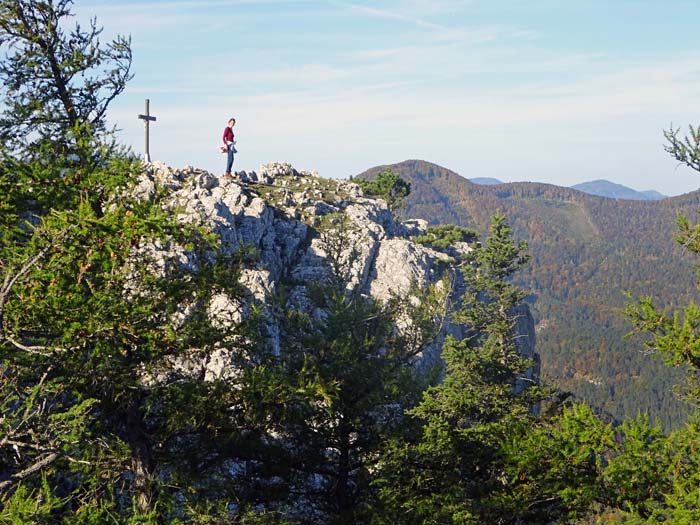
{"left": 137, "top": 99, "right": 157, "bottom": 162}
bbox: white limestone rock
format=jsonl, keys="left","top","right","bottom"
{"left": 368, "top": 239, "right": 450, "bottom": 301}
{"left": 400, "top": 218, "right": 428, "bottom": 237}
{"left": 130, "top": 161, "right": 538, "bottom": 382}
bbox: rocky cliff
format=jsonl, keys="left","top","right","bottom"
{"left": 133, "top": 161, "right": 538, "bottom": 380}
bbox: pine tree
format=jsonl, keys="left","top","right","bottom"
{"left": 618, "top": 123, "right": 700, "bottom": 521}
{"left": 499, "top": 123, "right": 700, "bottom": 524}
{"left": 0, "top": 150, "right": 289, "bottom": 521}
{"left": 372, "top": 213, "right": 549, "bottom": 524}
{"left": 354, "top": 169, "right": 411, "bottom": 214}
{"left": 626, "top": 123, "right": 700, "bottom": 404}
{"left": 0, "top": 0, "right": 133, "bottom": 163}
{"left": 261, "top": 217, "right": 448, "bottom": 523}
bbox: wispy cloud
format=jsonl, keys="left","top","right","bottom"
{"left": 334, "top": 0, "right": 508, "bottom": 45}
{"left": 334, "top": 0, "right": 450, "bottom": 31}
{"left": 78, "top": 0, "right": 321, "bottom": 36}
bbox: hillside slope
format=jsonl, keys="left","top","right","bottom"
{"left": 358, "top": 160, "right": 700, "bottom": 428}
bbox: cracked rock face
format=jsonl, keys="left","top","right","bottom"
{"left": 136, "top": 161, "right": 538, "bottom": 379}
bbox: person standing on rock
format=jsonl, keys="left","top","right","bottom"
{"left": 222, "top": 117, "right": 236, "bottom": 178}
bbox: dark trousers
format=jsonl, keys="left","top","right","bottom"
{"left": 226, "top": 146, "right": 235, "bottom": 173}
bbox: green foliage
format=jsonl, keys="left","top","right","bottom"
{"left": 458, "top": 213, "right": 529, "bottom": 321}
{"left": 503, "top": 403, "right": 614, "bottom": 522}
{"left": 0, "top": 148, "right": 278, "bottom": 520}
{"left": 355, "top": 169, "right": 411, "bottom": 213}
{"left": 603, "top": 415, "right": 669, "bottom": 519}
{"left": 664, "top": 124, "right": 700, "bottom": 173}
{"left": 414, "top": 224, "right": 479, "bottom": 250}
{"left": 656, "top": 419, "right": 700, "bottom": 524}
{"left": 608, "top": 124, "right": 700, "bottom": 523}
{"left": 676, "top": 212, "right": 700, "bottom": 263}
{"left": 0, "top": 479, "right": 64, "bottom": 524}
{"left": 626, "top": 296, "right": 700, "bottom": 405}
{"left": 371, "top": 214, "right": 552, "bottom": 524}
{"left": 496, "top": 405, "right": 692, "bottom": 524}
{"left": 0, "top": 7, "right": 240, "bottom": 517}
{"left": 0, "top": 0, "right": 133, "bottom": 162}
{"left": 264, "top": 221, "right": 449, "bottom": 522}
{"left": 0, "top": 27, "right": 277, "bottom": 515}
{"left": 625, "top": 130, "right": 700, "bottom": 407}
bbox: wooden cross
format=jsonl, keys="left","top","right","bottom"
{"left": 137, "top": 99, "right": 157, "bottom": 162}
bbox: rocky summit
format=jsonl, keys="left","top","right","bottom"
{"left": 133, "top": 161, "right": 538, "bottom": 380}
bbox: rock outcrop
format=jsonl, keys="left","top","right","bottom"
{"left": 135, "top": 161, "right": 538, "bottom": 379}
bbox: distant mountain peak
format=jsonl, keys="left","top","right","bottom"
{"left": 571, "top": 179, "right": 666, "bottom": 201}
{"left": 470, "top": 177, "right": 503, "bottom": 185}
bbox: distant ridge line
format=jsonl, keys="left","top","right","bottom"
{"left": 571, "top": 179, "right": 666, "bottom": 201}
{"left": 357, "top": 159, "right": 695, "bottom": 203}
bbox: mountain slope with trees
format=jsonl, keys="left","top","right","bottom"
{"left": 357, "top": 159, "right": 700, "bottom": 428}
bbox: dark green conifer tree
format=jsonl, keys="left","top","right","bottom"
{"left": 262, "top": 217, "right": 447, "bottom": 523}
{"left": 372, "top": 213, "right": 550, "bottom": 524}
{"left": 0, "top": 0, "right": 133, "bottom": 163}
{"left": 620, "top": 123, "right": 700, "bottom": 522}
{"left": 354, "top": 169, "right": 411, "bottom": 214}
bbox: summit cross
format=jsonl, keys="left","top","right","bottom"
{"left": 137, "top": 99, "right": 157, "bottom": 162}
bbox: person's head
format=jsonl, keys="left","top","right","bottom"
{"left": 228, "top": 118, "right": 236, "bottom": 128}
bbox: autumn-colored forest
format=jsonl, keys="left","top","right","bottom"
{"left": 360, "top": 159, "right": 700, "bottom": 428}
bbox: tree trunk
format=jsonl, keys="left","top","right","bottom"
{"left": 125, "top": 404, "right": 155, "bottom": 516}
{"left": 335, "top": 424, "right": 352, "bottom": 520}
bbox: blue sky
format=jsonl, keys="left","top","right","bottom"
{"left": 78, "top": 0, "right": 700, "bottom": 195}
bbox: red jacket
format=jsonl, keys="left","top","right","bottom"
{"left": 223, "top": 126, "right": 234, "bottom": 144}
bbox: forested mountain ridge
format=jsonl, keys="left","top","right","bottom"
{"left": 357, "top": 159, "right": 700, "bottom": 428}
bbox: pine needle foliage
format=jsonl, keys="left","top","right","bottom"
{"left": 414, "top": 225, "right": 479, "bottom": 250}
{"left": 614, "top": 123, "right": 700, "bottom": 521}
{"left": 371, "top": 213, "right": 550, "bottom": 524}
{"left": 264, "top": 219, "right": 449, "bottom": 523}
{"left": 354, "top": 169, "right": 411, "bottom": 214}
{"left": 0, "top": 3, "right": 286, "bottom": 522}
{"left": 0, "top": 0, "right": 133, "bottom": 164}
{"left": 664, "top": 124, "right": 700, "bottom": 174}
